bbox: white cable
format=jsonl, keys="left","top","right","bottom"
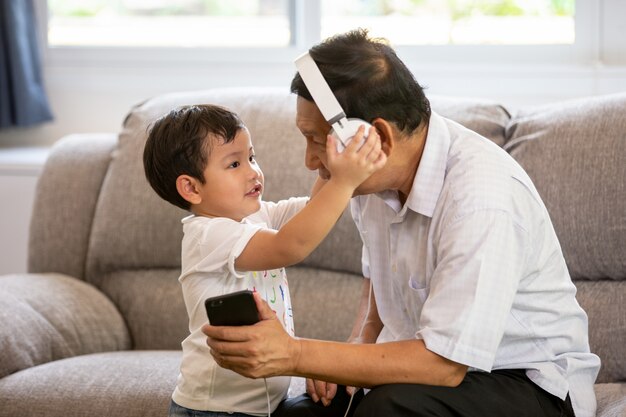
{"left": 343, "top": 388, "right": 359, "bottom": 417}
{"left": 264, "top": 378, "right": 271, "bottom": 417}
{"left": 356, "top": 279, "right": 373, "bottom": 340}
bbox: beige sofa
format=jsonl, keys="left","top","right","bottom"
{"left": 0, "top": 88, "right": 624, "bottom": 417}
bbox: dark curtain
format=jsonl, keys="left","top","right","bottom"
{"left": 0, "top": 0, "right": 53, "bottom": 129}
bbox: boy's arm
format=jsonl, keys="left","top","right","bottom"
{"left": 235, "top": 128, "right": 386, "bottom": 272}
{"left": 309, "top": 176, "right": 327, "bottom": 198}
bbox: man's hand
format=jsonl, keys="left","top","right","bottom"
{"left": 202, "top": 292, "right": 301, "bottom": 379}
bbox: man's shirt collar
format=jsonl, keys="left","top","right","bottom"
{"left": 376, "top": 112, "right": 450, "bottom": 218}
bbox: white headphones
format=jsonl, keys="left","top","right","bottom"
{"left": 294, "top": 52, "right": 372, "bottom": 152}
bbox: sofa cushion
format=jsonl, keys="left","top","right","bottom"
{"left": 28, "top": 134, "right": 117, "bottom": 280}
{"left": 0, "top": 273, "right": 130, "bottom": 379}
{"left": 288, "top": 266, "right": 363, "bottom": 342}
{"left": 429, "top": 95, "right": 511, "bottom": 146}
{"left": 595, "top": 383, "right": 626, "bottom": 417}
{"left": 504, "top": 93, "right": 626, "bottom": 280}
{"left": 100, "top": 268, "right": 188, "bottom": 350}
{"left": 575, "top": 280, "right": 626, "bottom": 383}
{"left": 0, "top": 351, "right": 180, "bottom": 417}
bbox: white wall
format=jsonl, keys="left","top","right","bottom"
{"left": 0, "top": 148, "right": 49, "bottom": 274}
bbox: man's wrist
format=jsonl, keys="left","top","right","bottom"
{"left": 290, "top": 336, "right": 304, "bottom": 375}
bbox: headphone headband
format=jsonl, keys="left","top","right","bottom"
{"left": 295, "top": 51, "right": 371, "bottom": 149}
{"left": 294, "top": 52, "right": 346, "bottom": 124}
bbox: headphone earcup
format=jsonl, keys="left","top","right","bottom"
{"left": 332, "top": 118, "right": 372, "bottom": 153}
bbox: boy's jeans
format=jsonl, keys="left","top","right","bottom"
{"left": 169, "top": 399, "right": 258, "bottom": 417}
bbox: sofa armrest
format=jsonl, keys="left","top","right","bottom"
{"left": 0, "top": 273, "right": 130, "bottom": 378}
{"left": 28, "top": 133, "right": 117, "bottom": 278}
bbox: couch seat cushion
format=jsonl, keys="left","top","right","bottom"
{"left": 0, "top": 273, "right": 130, "bottom": 379}
{"left": 575, "top": 280, "right": 626, "bottom": 383}
{"left": 595, "top": 383, "right": 626, "bottom": 417}
{"left": 0, "top": 351, "right": 180, "bottom": 417}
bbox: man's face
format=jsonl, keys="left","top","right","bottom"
{"left": 295, "top": 96, "right": 333, "bottom": 181}
{"left": 295, "top": 96, "right": 389, "bottom": 196}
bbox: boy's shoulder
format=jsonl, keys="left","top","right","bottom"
{"left": 182, "top": 215, "right": 249, "bottom": 235}
{"left": 181, "top": 215, "right": 265, "bottom": 254}
{"left": 182, "top": 214, "right": 238, "bottom": 226}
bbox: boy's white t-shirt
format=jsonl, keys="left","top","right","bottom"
{"left": 172, "top": 197, "right": 308, "bottom": 415}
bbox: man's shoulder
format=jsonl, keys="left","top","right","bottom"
{"left": 440, "top": 129, "right": 542, "bottom": 221}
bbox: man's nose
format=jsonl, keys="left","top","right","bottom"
{"left": 305, "top": 145, "right": 321, "bottom": 171}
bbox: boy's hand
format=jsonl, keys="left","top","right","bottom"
{"left": 325, "top": 126, "right": 386, "bottom": 189}
{"left": 306, "top": 378, "right": 337, "bottom": 406}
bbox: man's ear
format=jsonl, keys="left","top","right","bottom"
{"left": 371, "top": 118, "right": 395, "bottom": 157}
{"left": 176, "top": 175, "right": 202, "bottom": 206}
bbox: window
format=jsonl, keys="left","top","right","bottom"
{"left": 47, "top": 0, "right": 575, "bottom": 48}
{"left": 48, "top": 0, "right": 293, "bottom": 47}
{"left": 321, "top": 0, "right": 575, "bottom": 45}
{"left": 42, "top": 0, "right": 612, "bottom": 68}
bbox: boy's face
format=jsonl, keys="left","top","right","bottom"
{"left": 192, "top": 128, "right": 264, "bottom": 221}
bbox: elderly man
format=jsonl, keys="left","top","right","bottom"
{"left": 203, "top": 29, "right": 599, "bottom": 417}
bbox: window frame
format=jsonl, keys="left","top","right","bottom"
{"left": 37, "top": 1, "right": 621, "bottom": 69}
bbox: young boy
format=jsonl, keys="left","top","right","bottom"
{"left": 142, "top": 104, "right": 385, "bottom": 417}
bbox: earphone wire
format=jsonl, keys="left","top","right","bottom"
{"left": 264, "top": 378, "right": 271, "bottom": 417}
{"left": 356, "top": 278, "right": 373, "bottom": 341}
{"left": 343, "top": 388, "right": 357, "bottom": 417}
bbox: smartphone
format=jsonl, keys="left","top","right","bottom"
{"left": 204, "top": 290, "right": 260, "bottom": 326}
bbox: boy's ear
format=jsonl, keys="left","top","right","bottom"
{"left": 371, "top": 118, "right": 394, "bottom": 157}
{"left": 176, "top": 175, "right": 202, "bottom": 206}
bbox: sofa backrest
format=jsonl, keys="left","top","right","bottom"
{"left": 505, "top": 93, "right": 626, "bottom": 281}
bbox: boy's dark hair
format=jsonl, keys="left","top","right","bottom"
{"left": 290, "top": 28, "right": 431, "bottom": 136}
{"left": 143, "top": 104, "right": 245, "bottom": 210}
